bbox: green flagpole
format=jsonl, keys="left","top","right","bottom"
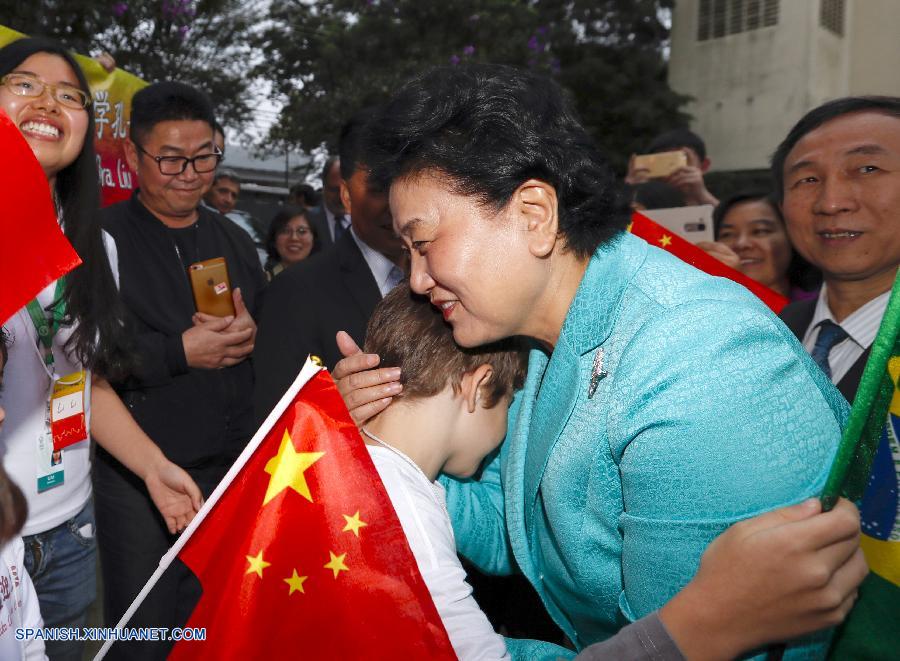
{"left": 820, "top": 269, "right": 900, "bottom": 511}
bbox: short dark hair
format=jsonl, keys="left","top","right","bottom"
{"left": 265, "top": 205, "right": 315, "bottom": 263}
{"left": 714, "top": 190, "right": 821, "bottom": 292}
{"left": 130, "top": 81, "right": 216, "bottom": 144}
{"left": 631, "top": 181, "right": 686, "bottom": 210}
{"left": 321, "top": 156, "right": 339, "bottom": 184}
{"left": 365, "top": 284, "right": 527, "bottom": 408}
{"left": 289, "top": 183, "right": 319, "bottom": 207}
{"left": 771, "top": 96, "right": 900, "bottom": 202}
{"left": 339, "top": 107, "right": 380, "bottom": 181}
{"left": 646, "top": 128, "right": 707, "bottom": 161}
{"left": 364, "top": 64, "right": 631, "bottom": 259}
{"left": 213, "top": 168, "right": 240, "bottom": 185}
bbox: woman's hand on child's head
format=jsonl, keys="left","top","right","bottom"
{"left": 659, "top": 497, "right": 866, "bottom": 660}
{"left": 333, "top": 331, "right": 402, "bottom": 426}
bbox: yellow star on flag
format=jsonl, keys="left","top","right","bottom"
{"left": 283, "top": 569, "right": 308, "bottom": 595}
{"left": 658, "top": 234, "right": 673, "bottom": 248}
{"left": 342, "top": 511, "right": 368, "bottom": 537}
{"left": 245, "top": 550, "right": 271, "bottom": 578}
{"left": 324, "top": 551, "right": 349, "bottom": 579}
{"left": 263, "top": 430, "right": 325, "bottom": 506}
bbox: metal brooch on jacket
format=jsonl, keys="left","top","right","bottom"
{"left": 588, "top": 348, "right": 608, "bottom": 398}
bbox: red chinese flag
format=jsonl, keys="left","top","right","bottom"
{"left": 629, "top": 210, "right": 789, "bottom": 314}
{"left": 169, "top": 370, "right": 456, "bottom": 660}
{"left": 0, "top": 111, "right": 82, "bottom": 325}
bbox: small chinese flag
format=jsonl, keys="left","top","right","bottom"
{"left": 0, "top": 111, "right": 81, "bottom": 325}
{"left": 629, "top": 211, "right": 789, "bottom": 314}
{"left": 168, "top": 369, "right": 456, "bottom": 660}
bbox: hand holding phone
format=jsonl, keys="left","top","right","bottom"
{"left": 631, "top": 150, "right": 689, "bottom": 179}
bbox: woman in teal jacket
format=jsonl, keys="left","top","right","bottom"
{"left": 336, "top": 64, "right": 863, "bottom": 659}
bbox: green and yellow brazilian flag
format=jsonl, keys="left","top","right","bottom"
{"left": 822, "top": 273, "right": 900, "bottom": 658}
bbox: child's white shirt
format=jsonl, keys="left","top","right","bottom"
{"left": 0, "top": 536, "right": 46, "bottom": 661}
{"left": 368, "top": 444, "right": 510, "bottom": 660}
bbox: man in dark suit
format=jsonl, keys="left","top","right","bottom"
{"left": 774, "top": 96, "right": 900, "bottom": 660}
{"left": 253, "top": 108, "right": 405, "bottom": 419}
{"left": 306, "top": 156, "right": 348, "bottom": 254}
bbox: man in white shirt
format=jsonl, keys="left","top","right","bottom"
{"left": 776, "top": 95, "right": 900, "bottom": 660}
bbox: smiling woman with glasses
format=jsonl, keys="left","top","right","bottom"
{"left": 264, "top": 205, "right": 317, "bottom": 279}
{"left": 0, "top": 37, "right": 203, "bottom": 661}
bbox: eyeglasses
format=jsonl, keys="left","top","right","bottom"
{"left": 134, "top": 142, "right": 223, "bottom": 176}
{"left": 278, "top": 226, "right": 311, "bottom": 238}
{"left": 1, "top": 72, "right": 91, "bottom": 110}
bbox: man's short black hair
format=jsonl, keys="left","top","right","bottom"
{"left": 364, "top": 64, "right": 631, "bottom": 259}
{"left": 321, "top": 156, "right": 339, "bottom": 184}
{"left": 213, "top": 168, "right": 240, "bottom": 185}
{"left": 631, "top": 181, "right": 685, "bottom": 210}
{"left": 290, "top": 182, "right": 319, "bottom": 207}
{"left": 338, "top": 107, "right": 380, "bottom": 181}
{"left": 770, "top": 95, "right": 900, "bottom": 202}
{"left": 646, "top": 128, "right": 707, "bottom": 161}
{"left": 130, "top": 81, "right": 216, "bottom": 144}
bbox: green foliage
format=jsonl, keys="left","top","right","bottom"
{"left": 256, "top": 0, "right": 691, "bottom": 173}
{"left": 0, "top": 0, "right": 260, "bottom": 128}
{"left": 3, "top": 0, "right": 692, "bottom": 171}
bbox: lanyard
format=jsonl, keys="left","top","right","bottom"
{"left": 25, "top": 278, "right": 67, "bottom": 367}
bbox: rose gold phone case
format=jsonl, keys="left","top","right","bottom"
{"left": 188, "top": 257, "right": 236, "bottom": 317}
{"left": 633, "top": 150, "right": 688, "bottom": 179}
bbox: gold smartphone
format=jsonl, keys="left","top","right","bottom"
{"left": 633, "top": 150, "right": 688, "bottom": 179}
{"left": 188, "top": 257, "right": 236, "bottom": 317}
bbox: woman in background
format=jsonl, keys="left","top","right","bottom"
{"left": 708, "top": 191, "right": 820, "bottom": 301}
{"left": 264, "top": 205, "right": 316, "bottom": 280}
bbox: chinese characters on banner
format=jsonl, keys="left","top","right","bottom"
{"left": 0, "top": 25, "right": 146, "bottom": 207}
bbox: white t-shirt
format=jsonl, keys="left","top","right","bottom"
{"left": 0, "top": 537, "right": 46, "bottom": 660}
{"left": 0, "top": 232, "right": 118, "bottom": 536}
{"left": 367, "top": 444, "right": 510, "bottom": 661}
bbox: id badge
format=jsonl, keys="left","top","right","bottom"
{"left": 50, "top": 370, "right": 89, "bottom": 451}
{"left": 37, "top": 401, "right": 64, "bottom": 492}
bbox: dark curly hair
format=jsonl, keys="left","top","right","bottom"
{"left": 364, "top": 64, "right": 632, "bottom": 259}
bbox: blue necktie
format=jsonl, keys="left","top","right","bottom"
{"left": 333, "top": 215, "right": 347, "bottom": 241}
{"left": 386, "top": 265, "right": 404, "bottom": 293}
{"left": 810, "top": 320, "right": 849, "bottom": 380}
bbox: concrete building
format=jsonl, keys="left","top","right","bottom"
{"left": 220, "top": 144, "right": 312, "bottom": 228}
{"left": 668, "top": 0, "right": 900, "bottom": 173}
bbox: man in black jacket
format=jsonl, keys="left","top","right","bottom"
{"left": 253, "top": 108, "right": 405, "bottom": 419}
{"left": 95, "top": 82, "right": 266, "bottom": 659}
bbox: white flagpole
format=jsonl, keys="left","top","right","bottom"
{"left": 93, "top": 358, "right": 323, "bottom": 660}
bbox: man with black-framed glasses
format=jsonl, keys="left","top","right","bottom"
{"left": 96, "top": 81, "right": 266, "bottom": 660}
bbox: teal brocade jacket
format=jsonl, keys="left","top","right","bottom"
{"left": 443, "top": 232, "right": 849, "bottom": 660}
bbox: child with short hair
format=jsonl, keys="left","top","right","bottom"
{"left": 362, "top": 284, "right": 525, "bottom": 660}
